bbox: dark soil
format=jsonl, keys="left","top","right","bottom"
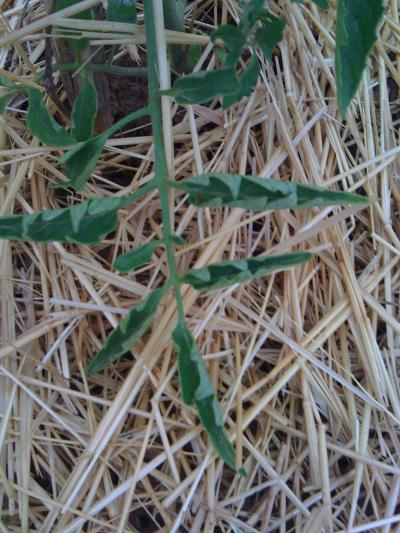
{"left": 109, "top": 55, "right": 149, "bottom": 124}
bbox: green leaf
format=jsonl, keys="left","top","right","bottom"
{"left": 172, "top": 320, "right": 206, "bottom": 405}
{"left": 211, "top": 25, "right": 246, "bottom": 68}
{"left": 223, "top": 56, "right": 260, "bottom": 108}
{"left": 163, "top": 0, "right": 185, "bottom": 33}
{"left": 187, "top": 44, "right": 203, "bottom": 69}
{"left": 0, "top": 90, "right": 19, "bottom": 114}
{"left": 311, "top": 0, "right": 329, "bottom": 8}
{"left": 171, "top": 235, "right": 186, "bottom": 246}
{"left": 59, "top": 106, "right": 150, "bottom": 190}
{"left": 254, "top": 14, "right": 286, "bottom": 61}
{"left": 0, "top": 77, "right": 28, "bottom": 115}
{"left": 163, "top": 0, "right": 186, "bottom": 72}
{"left": 295, "top": 183, "right": 368, "bottom": 208}
{"left": 169, "top": 173, "right": 368, "bottom": 210}
{"left": 292, "top": 0, "right": 329, "bottom": 8}
{"left": 240, "top": 0, "right": 266, "bottom": 33}
{"left": 181, "top": 252, "right": 312, "bottom": 291}
{"left": 0, "top": 75, "right": 18, "bottom": 88}
{"left": 162, "top": 68, "right": 240, "bottom": 105}
{"left": 196, "top": 395, "right": 236, "bottom": 468}
{"left": 0, "top": 194, "right": 137, "bottom": 244}
{"left": 59, "top": 134, "right": 107, "bottom": 190}
{"left": 114, "top": 241, "right": 162, "bottom": 272}
{"left": 106, "top": 0, "right": 137, "bottom": 23}
{"left": 172, "top": 320, "right": 236, "bottom": 469}
{"left": 26, "top": 89, "right": 75, "bottom": 146}
{"left": 336, "top": 0, "right": 384, "bottom": 116}
{"left": 71, "top": 77, "right": 98, "bottom": 142}
{"left": 85, "top": 285, "right": 167, "bottom": 375}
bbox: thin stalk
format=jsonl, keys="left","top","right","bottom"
{"left": 125, "top": 179, "right": 157, "bottom": 203}
{"left": 89, "top": 63, "right": 148, "bottom": 76}
{"left": 143, "top": 0, "right": 185, "bottom": 321}
{"left": 163, "top": 0, "right": 186, "bottom": 72}
{"left": 54, "top": 63, "right": 148, "bottom": 76}
{"left": 103, "top": 105, "right": 150, "bottom": 137}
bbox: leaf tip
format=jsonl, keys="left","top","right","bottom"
{"left": 84, "top": 360, "right": 100, "bottom": 376}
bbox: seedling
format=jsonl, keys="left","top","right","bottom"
{"left": 0, "top": 0, "right": 383, "bottom": 469}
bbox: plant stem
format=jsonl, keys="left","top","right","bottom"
{"left": 163, "top": 0, "right": 186, "bottom": 72}
{"left": 125, "top": 179, "right": 157, "bottom": 204}
{"left": 103, "top": 105, "right": 149, "bottom": 137}
{"left": 53, "top": 63, "right": 148, "bottom": 77}
{"left": 143, "top": 0, "right": 185, "bottom": 321}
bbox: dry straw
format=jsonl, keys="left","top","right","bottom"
{"left": 0, "top": 0, "right": 399, "bottom": 531}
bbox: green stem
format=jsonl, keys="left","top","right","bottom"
{"left": 163, "top": 0, "right": 186, "bottom": 72}
{"left": 103, "top": 105, "right": 149, "bottom": 137}
{"left": 34, "top": 63, "right": 148, "bottom": 84}
{"left": 143, "top": 1, "right": 185, "bottom": 321}
{"left": 53, "top": 63, "right": 148, "bottom": 77}
{"left": 125, "top": 179, "right": 158, "bottom": 204}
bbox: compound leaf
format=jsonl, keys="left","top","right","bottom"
{"left": 71, "top": 77, "right": 98, "bottom": 142}
{"left": 27, "top": 89, "right": 75, "bottom": 146}
{"left": 107, "top": 0, "right": 137, "bottom": 23}
{"left": 114, "top": 240, "right": 163, "bottom": 272}
{"left": 181, "top": 252, "right": 312, "bottom": 291}
{"left": 163, "top": 68, "right": 240, "bottom": 105}
{"left": 172, "top": 320, "right": 236, "bottom": 469}
{"left": 170, "top": 173, "right": 368, "bottom": 210}
{"left": 0, "top": 195, "right": 136, "bottom": 244}
{"left": 85, "top": 284, "right": 167, "bottom": 375}
{"left": 336, "top": 0, "right": 384, "bottom": 116}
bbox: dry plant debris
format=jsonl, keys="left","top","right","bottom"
{"left": 0, "top": 0, "right": 400, "bottom": 531}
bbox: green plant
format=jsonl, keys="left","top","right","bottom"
{"left": 0, "top": 0, "right": 382, "bottom": 469}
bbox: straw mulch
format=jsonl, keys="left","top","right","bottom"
{"left": 0, "top": 1, "right": 399, "bottom": 531}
